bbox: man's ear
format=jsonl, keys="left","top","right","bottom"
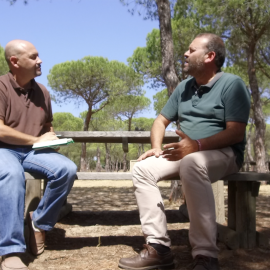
{"left": 205, "top": 51, "right": 216, "bottom": 63}
{"left": 10, "top": 56, "right": 19, "bottom": 68}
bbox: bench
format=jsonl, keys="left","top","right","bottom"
{"left": 24, "top": 131, "right": 270, "bottom": 250}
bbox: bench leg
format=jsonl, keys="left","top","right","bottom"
{"left": 228, "top": 181, "right": 236, "bottom": 230}
{"left": 212, "top": 180, "right": 225, "bottom": 224}
{"left": 235, "top": 181, "right": 259, "bottom": 249}
{"left": 24, "top": 179, "right": 42, "bottom": 218}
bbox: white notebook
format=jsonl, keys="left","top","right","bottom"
{"left": 33, "top": 138, "right": 74, "bottom": 150}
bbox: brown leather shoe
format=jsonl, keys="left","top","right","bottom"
{"left": 27, "top": 212, "right": 45, "bottom": 256}
{"left": 0, "top": 254, "right": 29, "bottom": 270}
{"left": 118, "top": 244, "right": 174, "bottom": 270}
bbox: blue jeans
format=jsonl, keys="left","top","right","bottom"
{"left": 0, "top": 146, "right": 77, "bottom": 256}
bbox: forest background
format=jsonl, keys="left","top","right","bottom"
{"left": 1, "top": 0, "right": 270, "bottom": 173}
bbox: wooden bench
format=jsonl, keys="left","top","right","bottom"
{"left": 24, "top": 131, "right": 270, "bottom": 250}
{"left": 222, "top": 172, "right": 270, "bottom": 249}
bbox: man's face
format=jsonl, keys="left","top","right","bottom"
{"left": 183, "top": 37, "right": 209, "bottom": 76}
{"left": 16, "top": 43, "right": 42, "bottom": 79}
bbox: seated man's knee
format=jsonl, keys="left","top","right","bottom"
{"left": 180, "top": 154, "right": 205, "bottom": 183}
{"left": 132, "top": 158, "right": 156, "bottom": 186}
{"left": 55, "top": 158, "right": 77, "bottom": 182}
{"left": 68, "top": 161, "right": 77, "bottom": 176}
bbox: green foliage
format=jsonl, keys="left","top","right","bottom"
{"left": 52, "top": 112, "right": 84, "bottom": 167}
{"left": 128, "top": 29, "right": 164, "bottom": 89}
{"left": 53, "top": 112, "right": 83, "bottom": 131}
{"left": 265, "top": 124, "right": 270, "bottom": 159}
{"left": 48, "top": 56, "right": 143, "bottom": 136}
{"left": 49, "top": 57, "right": 119, "bottom": 106}
{"left": 0, "top": 45, "right": 8, "bottom": 76}
{"left": 223, "top": 65, "right": 249, "bottom": 85}
{"left": 106, "top": 92, "right": 151, "bottom": 130}
{"left": 153, "top": 88, "right": 169, "bottom": 116}
{"left": 193, "top": 0, "right": 270, "bottom": 70}
{"left": 80, "top": 109, "right": 128, "bottom": 170}
{"left": 131, "top": 117, "right": 155, "bottom": 131}
{"left": 80, "top": 109, "right": 126, "bottom": 132}
{"left": 48, "top": 56, "right": 142, "bottom": 107}
{"left": 246, "top": 123, "right": 270, "bottom": 161}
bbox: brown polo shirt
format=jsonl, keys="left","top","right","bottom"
{"left": 0, "top": 72, "right": 53, "bottom": 147}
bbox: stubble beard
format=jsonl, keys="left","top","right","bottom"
{"left": 184, "top": 58, "right": 205, "bottom": 77}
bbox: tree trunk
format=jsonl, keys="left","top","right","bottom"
{"left": 246, "top": 45, "right": 267, "bottom": 173}
{"left": 244, "top": 124, "right": 254, "bottom": 171}
{"left": 95, "top": 146, "right": 102, "bottom": 172}
{"left": 111, "top": 160, "right": 115, "bottom": 172}
{"left": 123, "top": 152, "right": 127, "bottom": 172}
{"left": 116, "top": 159, "right": 119, "bottom": 172}
{"left": 246, "top": 124, "right": 254, "bottom": 163}
{"left": 80, "top": 142, "right": 87, "bottom": 172}
{"left": 128, "top": 117, "right": 132, "bottom": 131}
{"left": 155, "top": 0, "right": 182, "bottom": 202}
{"left": 105, "top": 143, "right": 110, "bottom": 172}
{"left": 138, "top": 144, "right": 142, "bottom": 157}
{"left": 155, "top": 0, "right": 179, "bottom": 96}
{"left": 80, "top": 106, "right": 92, "bottom": 171}
{"left": 86, "top": 157, "right": 90, "bottom": 171}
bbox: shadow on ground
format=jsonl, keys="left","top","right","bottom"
{"left": 15, "top": 184, "right": 270, "bottom": 269}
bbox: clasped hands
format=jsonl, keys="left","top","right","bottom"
{"left": 137, "top": 130, "right": 198, "bottom": 161}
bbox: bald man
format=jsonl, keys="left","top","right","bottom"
{"left": 0, "top": 40, "right": 77, "bottom": 270}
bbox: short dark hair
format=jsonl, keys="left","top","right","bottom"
{"left": 196, "top": 33, "right": 226, "bottom": 70}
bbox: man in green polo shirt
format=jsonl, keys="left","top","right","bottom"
{"left": 118, "top": 33, "right": 250, "bottom": 270}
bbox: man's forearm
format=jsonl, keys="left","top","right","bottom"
{"left": 0, "top": 124, "right": 38, "bottom": 145}
{"left": 150, "top": 124, "right": 165, "bottom": 149}
{"left": 150, "top": 115, "right": 170, "bottom": 149}
{"left": 199, "top": 123, "right": 246, "bottom": 151}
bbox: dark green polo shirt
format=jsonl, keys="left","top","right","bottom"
{"left": 161, "top": 72, "right": 251, "bottom": 167}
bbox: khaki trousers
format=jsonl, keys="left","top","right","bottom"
{"left": 132, "top": 147, "right": 239, "bottom": 258}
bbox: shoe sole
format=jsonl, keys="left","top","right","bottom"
{"left": 118, "top": 262, "right": 174, "bottom": 270}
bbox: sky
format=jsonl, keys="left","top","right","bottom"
{"left": 0, "top": 0, "right": 160, "bottom": 119}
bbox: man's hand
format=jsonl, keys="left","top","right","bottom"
{"left": 137, "top": 148, "right": 163, "bottom": 161}
{"left": 162, "top": 130, "right": 198, "bottom": 161}
{"left": 35, "top": 132, "right": 59, "bottom": 143}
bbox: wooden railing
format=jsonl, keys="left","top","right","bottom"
{"left": 55, "top": 130, "right": 179, "bottom": 153}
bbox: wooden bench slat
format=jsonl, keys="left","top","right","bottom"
{"left": 223, "top": 172, "right": 270, "bottom": 181}
{"left": 54, "top": 131, "right": 179, "bottom": 144}
{"left": 25, "top": 171, "right": 270, "bottom": 182}
{"left": 76, "top": 172, "right": 133, "bottom": 180}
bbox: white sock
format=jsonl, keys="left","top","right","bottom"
{"left": 32, "top": 220, "right": 43, "bottom": 232}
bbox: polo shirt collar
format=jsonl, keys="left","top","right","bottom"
{"left": 192, "top": 71, "right": 224, "bottom": 90}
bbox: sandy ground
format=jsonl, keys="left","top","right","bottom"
{"left": 1, "top": 181, "right": 270, "bottom": 270}
{"left": 73, "top": 179, "right": 171, "bottom": 188}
